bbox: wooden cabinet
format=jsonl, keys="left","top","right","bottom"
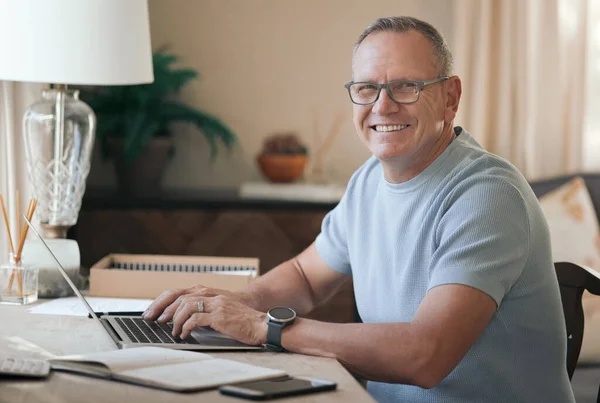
{"left": 71, "top": 190, "right": 356, "bottom": 323}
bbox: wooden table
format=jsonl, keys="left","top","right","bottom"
{"left": 0, "top": 302, "right": 373, "bottom": 402}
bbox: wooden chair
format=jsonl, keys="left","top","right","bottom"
{"left": 556, "top": 262, "right": 600, "bottom": 403}
{"left": 555, "top": 262, "right": 600, "bottom": 380}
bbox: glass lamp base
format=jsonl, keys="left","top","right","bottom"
{"left": 23, "top": 88, "right": 95, "bottom": 231}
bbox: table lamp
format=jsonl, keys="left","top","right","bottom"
{"left": 0, "top": 0, "right": 154, "bottom": 238}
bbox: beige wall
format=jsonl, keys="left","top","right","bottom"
{"left": 87, "top": 0, "right": 454, "bottom": 190}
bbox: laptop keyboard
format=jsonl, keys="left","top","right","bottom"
{"left": 115, "top": 317, "right": 199, "bottom": 344}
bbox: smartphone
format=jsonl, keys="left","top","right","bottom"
{"left": 219, "top": 375, "right": 337, "bottom": 400}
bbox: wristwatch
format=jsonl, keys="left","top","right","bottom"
{"left": 265, "top": 307, "right": 296, "bottom": 352}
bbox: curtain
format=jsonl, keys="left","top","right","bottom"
{"left": 0, "top": 81, "right": 41, "bottom": 264}
{"left": 583, "top": 0, "right": 600, "bottom": 169}
{"left": 453, "top": 0, "right": 589, "bottom": 180}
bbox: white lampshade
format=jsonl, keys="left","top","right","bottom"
{"left": 0, "top": 0, "right": 153, "bottom": 85}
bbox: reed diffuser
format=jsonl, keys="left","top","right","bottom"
{"left": 0, "top": 193, "right": 39, "bottom": 305}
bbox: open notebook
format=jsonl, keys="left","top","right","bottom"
{"left": 50, "top": 346, "right": 286, "bottom": 392}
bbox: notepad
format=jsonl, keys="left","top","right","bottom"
{"left": 50, "top": 347, "right": 286, "bottom": 392}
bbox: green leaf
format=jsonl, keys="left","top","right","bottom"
{"left": 78, "top": 50, "right": 237, "bottom": 164}
{"left": 159, "top": 101, "right": 237, "bottom": 155}
{"left": 93, "top": 114, "right": 123, "bottom": 159}
{"left": 124, "top": 120, "right": 160, "bottom": 162}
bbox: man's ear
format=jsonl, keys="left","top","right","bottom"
{"left": 444, "top": 76, "right": 462, "bottom": 123}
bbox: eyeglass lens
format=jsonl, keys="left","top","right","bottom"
{"left": 348, "top": 81, "right": 419, "bottom": 104}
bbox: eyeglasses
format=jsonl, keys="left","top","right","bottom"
{"left": 344, "top": 76, "right": 450, "bottom": 105}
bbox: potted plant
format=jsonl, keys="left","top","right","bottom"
{"left": 81, "top": 51, "right": 237, "bottom": 195}
{"left": 256, "top": 133, "right": 309, "bottom": 183}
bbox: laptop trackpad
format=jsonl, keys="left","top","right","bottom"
{"left": 191, "top": 327, "right": 258, "bottom": 348}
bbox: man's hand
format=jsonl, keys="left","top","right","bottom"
{"left": 142, "top": 285, "right": 240, "bottom": 322}
{"left": 167, "top": 294, "right": 268, "bottom": 345}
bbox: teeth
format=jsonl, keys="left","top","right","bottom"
{"left": 375, "top": 124, "right": 409, "bottom": 132}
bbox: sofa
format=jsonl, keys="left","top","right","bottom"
{"left": 530, "top": 173, "right": 600, "bottom": 205}
{"left": 529, "top": 173, "right": 600, "bottom": 403}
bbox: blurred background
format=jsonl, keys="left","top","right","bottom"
{"left": 3, "top": 0, "right": 600, "bottom": 274}
{"left": 4, "top": 0, "right": 599, "bottom": 282}
{"left": 86, "top": 0, "right": 453, "bottom": 191}
{"left": 82, "top": 0, "right": 600, "bottom": 190}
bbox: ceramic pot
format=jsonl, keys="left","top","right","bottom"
{"left": 256, "top": 154, "right": 308, "bottom": 183}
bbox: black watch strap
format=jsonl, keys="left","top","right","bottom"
{"left": 266, "top": 321, "right": 286, "bottom": 352}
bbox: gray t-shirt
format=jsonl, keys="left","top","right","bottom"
{"left": 316, "top": 127, "right": 575, "bottom": 402}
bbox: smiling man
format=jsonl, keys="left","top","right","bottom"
{"left": 143, "top": 17, "right": 575, "bottom": 402}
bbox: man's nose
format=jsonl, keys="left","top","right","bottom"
{"left": 371, "top": 88, "right": 400, "bottom": 115}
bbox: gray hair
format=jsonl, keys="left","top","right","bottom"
{"left": 353, "top": 16, "right": 454, "bottom": 77}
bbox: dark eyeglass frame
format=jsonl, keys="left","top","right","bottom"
{"left": 344, "top": 76, "right": 450, "bottom": 105}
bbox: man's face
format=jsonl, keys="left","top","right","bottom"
{"left": 352, "top": 30, "right": 454, "bottom": 166}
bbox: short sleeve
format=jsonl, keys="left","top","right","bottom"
{"left": 428, "top": 177, "right": 531, "bottom": 306}
{"left": 315, "top": 194, "right": 352, "bottom": 275}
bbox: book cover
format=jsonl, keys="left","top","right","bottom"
{"left": 50, "top": 346, "right": 286, "bottom": 392}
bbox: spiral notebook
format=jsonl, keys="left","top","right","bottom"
{"left": 89, "top": 254, "right": 259, "bottom": 299}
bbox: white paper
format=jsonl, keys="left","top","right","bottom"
{"left": 28, "top": 296, "right": 153, "bottom": 316}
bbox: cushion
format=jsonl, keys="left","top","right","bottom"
{"left": 539, "top": 176, "right": 600, "bottom": 363}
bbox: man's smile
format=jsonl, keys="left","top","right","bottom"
{"left": 371, "top": 124, "right": 411, "bottom": 132}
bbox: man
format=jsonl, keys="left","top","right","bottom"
{"left": 143, "top": 16, "right": 575, "bottom": 402}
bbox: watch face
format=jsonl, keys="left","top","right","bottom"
{"left": 268, "top": 307, "right": 296, "bottom": 321}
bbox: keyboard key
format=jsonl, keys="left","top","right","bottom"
{"left": 146, "top": 321, "right": 175, "bottom": 343}
{"left": 115, "top": 318, "right": 139, "bottom": 343}
{"left": 133, "top": 319, "right": 162, "bottom": 344}
{"left": 116, "top": 318, "right": 198, "bottom": 345}
{"left": 120, "top": 318, "right": 150, "bottom": 343}
{"left": 185, "top": 336, "right": 199, "bottom": 344}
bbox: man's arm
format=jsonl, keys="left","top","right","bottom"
{"left": 235, "top": 242, "right": 350, "bottom": 314}
{"left": 143, "top": 242, "right": 349, "bottom": 320}
{"left": 164, "top": 244, "right": 496, "bottom": 389}
{"left": 273, "top": 283, "right": 496, "bottom": 389}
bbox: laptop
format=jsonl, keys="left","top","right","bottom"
{"left": 24, "top": 216, "right": 263, "bottom": 351}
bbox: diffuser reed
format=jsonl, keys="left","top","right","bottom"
{"left": 0, "top": 193, "right": 38, "bottom": 304}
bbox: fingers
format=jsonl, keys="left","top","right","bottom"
{"left": 180, "top": 313, "right": 211, "bottom": 340}
{"left": 142, "top": 285, "right": 218, "bottom": 321}
{"left": 156, "top": 294, "right": 190, "bottom": 323}
{"left": 169, "top": 295, "right": 266, "bottom": 345}
{"left": 172, "top": 297, "right": 211, "bottom": 337}
{"left": 142, "top": 289, "right": 185, "bottom": 320}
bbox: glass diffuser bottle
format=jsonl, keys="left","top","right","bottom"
{"left": 0, "top": 253, "right": 38, "bottom": 305}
